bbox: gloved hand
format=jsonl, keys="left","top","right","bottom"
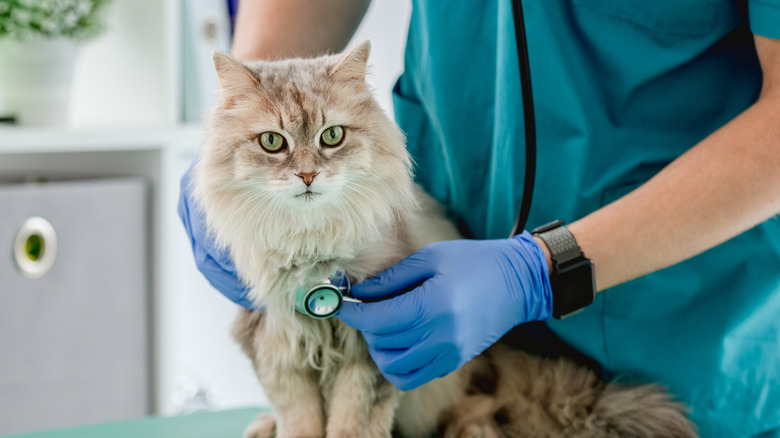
{"left": 337, "top": 232, "right": 552, "bottom": 391}
{"left": 177, "top": 160, "right": 256, "bottom": 309}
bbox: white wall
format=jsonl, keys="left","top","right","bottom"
{"left": 70, "top": 0, "right": 175, "bottom": 127}
{"left": 157, "top": 0, "right": 412, "bottom": 414}
{"left": 351, "top": 1, "right": 412, "bottom": 116}
{"left": 70, "top": 0, "right": 408, "bottom": 128}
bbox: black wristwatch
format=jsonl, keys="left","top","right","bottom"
{"left": 531, "top": 220, "right": 596, "bottom": 319}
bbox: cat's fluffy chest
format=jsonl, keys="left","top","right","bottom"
{"left": 246, "top": 244, "right": 401, "bottom": 375}
{"left": 230, "top": 207, "right": 413, "bottom": 306}
{"left": 231, "top": 212, "right": 412, "bottom": 373}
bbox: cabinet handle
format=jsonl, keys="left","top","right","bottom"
{"left": 13, "top": 216, "right": 57, "bottom": 279}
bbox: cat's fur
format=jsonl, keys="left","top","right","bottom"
{"left": 193, "top": 41, "right": 698, "bottom": 438}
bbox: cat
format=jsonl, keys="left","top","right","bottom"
{"left": 192, "top": 40, "right": 698, "bottom": 438}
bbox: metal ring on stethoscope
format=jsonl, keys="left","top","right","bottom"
{"left": 301, "top": 284, "right": 344, "bottom": 319}
{"left": 13, "top": 216, "right": 58, "bottom": 279}
{"left": 295, "top": 268, "right": 360, "bottom": 319}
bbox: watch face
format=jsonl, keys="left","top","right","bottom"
{"left": 551, "top": 259, "right": 596, "bottom": 319}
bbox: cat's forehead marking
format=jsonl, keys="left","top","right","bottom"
{"left": 290, "top": 88, "right": 310, "bottom": 134}
{"left": 276, "top": 82, "right": 328, "bottom": 143}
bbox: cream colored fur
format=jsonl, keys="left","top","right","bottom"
{"left": 193, "top": 41, "right": 698, "bottom": 438}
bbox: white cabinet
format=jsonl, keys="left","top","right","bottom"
{"left": 0, "top": 177, "right": 149, "bottom": 435}
{"left": 0, "top": 127, "right": 231, "bottom": 419}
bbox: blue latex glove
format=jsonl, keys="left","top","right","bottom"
{"left": 177, "top": 160, "right": 256, "bottom": 309}
{"left": 337, "top": 232, "right": 552, "bottom": 390}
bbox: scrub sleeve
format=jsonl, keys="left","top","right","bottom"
{"left": 394, "top": 1, "right": 780, "bottom": 436}
{"left": 744, "top": 6, "right": 780, "bottom": 437}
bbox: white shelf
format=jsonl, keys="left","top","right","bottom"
{"left": 0, "top": 124, "right": 204, "bottom": 154}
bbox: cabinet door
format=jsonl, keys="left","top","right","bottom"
{"left": 0, "top": 178, "right": 150, "bottom": 435}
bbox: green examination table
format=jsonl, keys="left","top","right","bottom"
{"left": 2, "top": 408, "right": 264, "bottom": 438}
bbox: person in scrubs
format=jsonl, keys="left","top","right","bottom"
{"left": 178, "top": 1, "right": 780, "bottom": 435}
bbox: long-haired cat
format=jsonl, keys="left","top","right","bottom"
{"left": 192, "top": 41, "right": 698, "bottom": 438}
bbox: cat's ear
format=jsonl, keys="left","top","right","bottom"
{"left": 330, "top": 40, "right": 371, "bottom": 82}
{"left": 212, "top": 50, "right": 259, "bottom": 107}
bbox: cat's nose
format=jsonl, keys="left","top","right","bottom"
{"left": 296, "top": 171, "right": 319, "bottom": 186}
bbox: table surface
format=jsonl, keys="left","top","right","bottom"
{"left": 2, "top": 408, "right": 263, "bottom": 438}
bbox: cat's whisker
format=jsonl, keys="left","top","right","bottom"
{"left": 235, "top": 188, "right": 267, "bottom": 213}
{"left": 347, "top": 179, "right": 413, "bottom": 247}
{"left": 247, "top": 194, "right": 284, "bottom": 240}
{"left": 342, "top": 181, "right": 387, "bottom": 210}
{"left": 329, "top": 196, "right": 358, "bottom": 237}
{"left": 237, "top": 198, "right": 267, "bottom": 234}
{"left": 256, "top": 192, "right": 286, "bottom": 237}
{"left": 342, "top": 195, "right": 382, "bottom": 242}
{"left": 347, "top": 179, "right": 395, "bottom": 206}
{"left": 342, "top": 180, "right": 395, "bottom": 227}
{"left": 238, "top": 191, "right": 272, "bottom": 236}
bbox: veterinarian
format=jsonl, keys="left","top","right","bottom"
{"left": 179, "top": 1, "right": 780, "bottom": 436}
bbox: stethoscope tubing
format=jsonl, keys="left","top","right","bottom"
{"left": 509, "top": 0, "right": 537, "bottom": 236}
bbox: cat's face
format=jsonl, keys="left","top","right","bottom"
{"left": 201, "top": 41, "right": 406, "bottom": 213}
{"left": 194, "top": 41, "right": 414, "bottom": 259}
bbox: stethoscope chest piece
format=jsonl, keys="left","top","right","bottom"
{"left": 295, "top": 269, "right": 354, "bottom": 319}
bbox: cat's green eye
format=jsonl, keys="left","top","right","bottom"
{"left": 259, "top": 132, "right": 287, "bottom": 152}
{"left": 320, "top": 126, "right": 345, "bottom": 147}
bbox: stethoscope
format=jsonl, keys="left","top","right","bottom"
{"left": 297, "top": 0, "right": 536, "bottom": 319}
{"left": 295, "top": 269, "right": 358, "bottom": 319}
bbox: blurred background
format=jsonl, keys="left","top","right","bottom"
{"left": 0, "top": 0, "right": 410, "bottom": 435}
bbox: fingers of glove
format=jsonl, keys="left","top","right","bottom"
{"left": 349, "top": 245, "right": 441, "bottom": 301}
{"left": 361, "top": 324, "right": 430, "bottom": 351}
{"left": 337, "top": 281, "right": 432, "bottom": 334}
{"left": 181, "top": 183, "right": 251, "bottom": 306}
{"left": 178, "top": 158, "right": 252, "bottom": 307}
{"left": 192, "top": 233, "right": 236, "bottom": 273}
{"left": 193, "top": 245, "right": 255, "bottom": 309}
{"left": 177, "top": 168, "right": 197, "bottom": 243}
{"left": 181, "top": 193, "right": 221, "bottom": 259}
{"left": 178, "top": 163, "right": 218, "bottom": 257}
{"left": 368, "top": 337, "right": 446, "bottom": 376}
{"left": 382, "top": 350, "right": 457, "bottom": 391}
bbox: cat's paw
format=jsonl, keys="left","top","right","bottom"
{"left": 442, "top": 421, "right": 495, "bottom": 438}
{"left": 458, "top": 424, "right": 487, "bottom": 438}
{"left": 243, "top": 412, "right": 277, "bottom": 438}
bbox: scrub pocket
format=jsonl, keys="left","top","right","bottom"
{"left": 391, "top": 76, "right": 450, "bottom": 205}
{"left": 571, "top": 0, "right": 744, "bottom": 36}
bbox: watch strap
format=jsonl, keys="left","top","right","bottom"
{"left": 532, "top": 220, "right": 596, "bottom": 319}
{"left": 535, "top": 225, "right": 582, "bottom": 267}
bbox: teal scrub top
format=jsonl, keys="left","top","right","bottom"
{"left": 393, "top": 1, "right": 780, "bottom": 436}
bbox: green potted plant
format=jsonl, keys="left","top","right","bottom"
{"left": 0, "top": 0, "right": 112, "bottom": 125}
